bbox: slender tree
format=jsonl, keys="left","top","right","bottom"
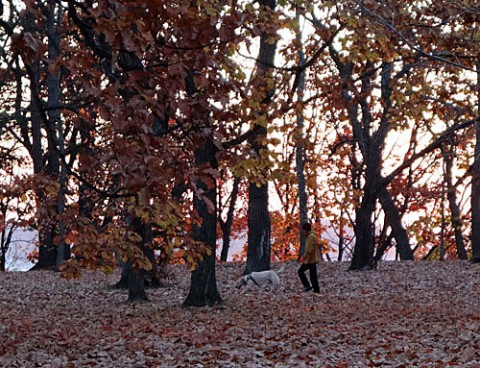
{"left": 294, "top": 9, "right": 309, "bottom": 258}
{"left": 472, "top": 59, "right": 480, "bottom": 262}
{"left": 219, "top": 174, "right": 241, "bottom": 262}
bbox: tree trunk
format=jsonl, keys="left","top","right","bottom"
{"left": 115, "top": 260, "right": 132, "bottom": 289}
{"left": 22, "top": 9, "right": 57, "bottom": 270}
{"left": 128, "top": 267, "right": 147, "bottom": 302}
{"left": 246, "top": 168, "right": 272, "bottom": 274}
{"left": 375, "top": 233, "right": 394, "bottom": 262}
{"left": 378, "top": 186, "right": 414, "bottom": 260}
{"left": 183, "top": 138, "right": 222, "bottom": 307}
{"left": 0, "top": 223, "right": 15, "bottom": 272}
{"left": 45, "top": 1, "right": 70, "bottom": 271}
{"left": 472, "top": 60, "right": 480, "bottom": 262}
{"left": 294, "top": 8, "right": 308, "bottom": 258}
{"left": 115, "top": 218, "right": 163, "bottom": 293}
{"left": 349, "top": 180, "right": 376, "bottom": 270}
{"left": 444, "top": 145, "right": 467, "bottom": 260}
{"left": 128, "top": 218, "right": 148, "bottom": 301}
{"left": 245, "top": 0, "right": 276, "bottom": 274}
{"left": 220, "top": 176, "right": 240, "bottom": 262}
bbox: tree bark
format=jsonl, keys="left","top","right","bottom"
{"left": 245, "top": 0, "right": 276, "bottom": 274}
{"left": 472, "top": 60, "right": 480, "bottom": 262}
{"left": 443, "top": 145, "right": 468, "bottom": 260}
{"left": 23, "top": 6, "right": 57, "bottom": 270}
{"left": 294, "top": 8, "right": 308, "bottom": 258}
{"left": 183, "top": 138, "right": 222, "bottom": 307}
{"left": 378, "top": 186, "right": 414, "bottom": 260}
{"left": 220, "top": 175, "right": 240, "bottom": 262}
{"left": 45, "top": 1, "right": 70, "bottom": 271}
{"left": 349, "top": 171, "right": 377, "bottom": 270}
{"left": 246, "top": 164, "right": 272, "bottom": 274}
{"left": 128, "top": 267, "right": 147, "bottom": 302}
{"left": 115, "top": 219, "right": 164, "bottom": 291}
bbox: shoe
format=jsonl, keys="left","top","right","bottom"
{"left": 302, "top": 286, "right": 313, "bottom": 292}
{"left": 313, "top": 290, "right": 320, "bottom": 294}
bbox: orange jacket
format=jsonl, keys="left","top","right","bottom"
{"left": 302, "top": 230, "right": 322, "bottom": 264}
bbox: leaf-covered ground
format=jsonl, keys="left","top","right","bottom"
{"left": 1, "top": 260, "right": 480, "bottom": 367}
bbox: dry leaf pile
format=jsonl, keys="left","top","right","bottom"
{"left": 1, "top": 260, "right": 480, "bottom": 367}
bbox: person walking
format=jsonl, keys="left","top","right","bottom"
{"left": 298, "top": 222, "right": 321, "bottom": 293}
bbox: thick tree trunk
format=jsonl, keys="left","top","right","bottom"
{"left": 246, "top": 167, "right": 272, "bottom": 274}
{"left": 115, "top": 260, "right": 132, "bottom": 289}
{"left": 128, "top": 268, "right": 147, "bottom": 302}
{"left": 115, "top": 218, "right": 162, "bottom": 294}
{"left": 349, "top": 182, "right": 376, "bottom": 270}
{"left": 245, "top": 0, "right": 276, "bottom": 274}
{"left": 183, "top": 139, "right": 222, "bottom": 307}
{"left": 127, "top": 219, "right": 148, "bottom": 300}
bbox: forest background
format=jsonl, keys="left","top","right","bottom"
{"left": 0, "top": 0, "right": 480, "bottom": 308}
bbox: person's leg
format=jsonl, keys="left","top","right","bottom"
{"left": 297, "top": 264, "right": 311, "bottom": 290}
{"left": 308, "top": 263, "right": 320, "bottom": 292}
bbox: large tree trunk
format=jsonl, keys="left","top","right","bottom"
{"left": 349, "top": 179, "right": 376, "bottom": 270}
{"left": 246, "top": 164, "right": 272, "bottom": 274}
{"left": 125, "top": 217, "right": 148, "bottom": 301}
{"left": 183, "top": 138, "right": 222, "bottom": 307}
{"left": 183, "top": 68, "right": 222, "bottom": 307}
{"left": 245, "top": 0, "right": 276, "bottom": 274}
{"left": 115, "top": 218, "right": 164, "bottom": 292}
{"left": 128, "top": 267, "right": 147, "bottom": 302}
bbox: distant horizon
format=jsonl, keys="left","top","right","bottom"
{"left": 5, "top": 224, "right": 399, "bottom": 272}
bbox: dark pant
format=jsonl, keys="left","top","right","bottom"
{"left": 298, "top": 263, "right": 319, "bottom": 292}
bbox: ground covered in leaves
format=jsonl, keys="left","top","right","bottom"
{"left": 1, "top": 260, "right": 480, "bottom": 367}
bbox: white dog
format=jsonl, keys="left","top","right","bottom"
{"left": 235, "top": 266, "right": 285, "bottom": 292}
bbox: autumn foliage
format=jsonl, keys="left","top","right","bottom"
{"left": 0, "top": 1, "right": 480, "bottom": 301}
{"left": 2, "top": 261, "right": 480, "bottom": 366}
